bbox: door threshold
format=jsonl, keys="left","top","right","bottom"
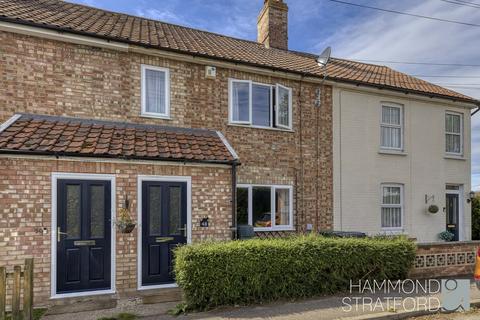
{"left": 51, "top": 289, "right": 116, "bottom": 299}
{"left": 138, "top": 283, "right": 178, "bottom": 291}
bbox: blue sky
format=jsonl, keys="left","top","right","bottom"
{"left": 72, "top": 0, "right": 480, "bottom": 189}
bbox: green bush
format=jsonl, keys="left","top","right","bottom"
{"left": 174, "top": 235, "right": 416, "bottom": 310}
{"left": 472, "top": 196, "right": 480, "bottom": 240}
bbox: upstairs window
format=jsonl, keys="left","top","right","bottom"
{"left": 445, "top": 112, "right": 463, "bottom": 155}
{"left": 141, "top": 65, "right": 170, "bottom": 119}
{"left": 229, "top": 79, "right": 292, "bottom": 129}
{"left": 380, "top": 104, "right": 403, "bottom": 150}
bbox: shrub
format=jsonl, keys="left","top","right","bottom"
{"left": 174, "top": 235, "right": 416, "bottom": 310}
{"left": 472, "top": 196, "right": 480, "bottom": 240}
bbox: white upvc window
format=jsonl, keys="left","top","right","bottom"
{"left": 237, "top": 184, "right": 293, "bottom": 231}
{"left": 445, "top": 112, "right": 463, "bottom": 155}
{"left": 141, "top": 65, "right": 170, "bottom": 119}
{"left": 380, "top": 184, "right": 403, "bottom": 230}
{"left": 229, "top": 79, "right": 292, "bottom": 130}
{"left": 380, "top": 103, "right": 403, "bottom": 150}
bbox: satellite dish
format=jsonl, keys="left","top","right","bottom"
{"left": 317, "top": 46, "right": 332, "bottom": 67}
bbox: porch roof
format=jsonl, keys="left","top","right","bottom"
{"left": 0, "top": 114, "right": 238, "bottom": 164}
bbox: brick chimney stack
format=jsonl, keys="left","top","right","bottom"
{"left": 257, "top": 0, "right": 288, "bottom": 50}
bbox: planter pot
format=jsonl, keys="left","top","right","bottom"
{"left": 428, "top": 205, "right": 439, "bottom": 214}
{"left": 117, "top": 223, "right": 136, "bottom": 234}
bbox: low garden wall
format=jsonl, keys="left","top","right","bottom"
{"left": 410, "top": 241, "right": 480, "bottom": 278}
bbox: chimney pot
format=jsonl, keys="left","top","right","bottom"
{"left": 257, "top": 0, "right": 288, "bottom": 50}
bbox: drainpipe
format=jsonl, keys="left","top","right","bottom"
{"left": 231, "top": 160, "right": 239, "bottom": 240}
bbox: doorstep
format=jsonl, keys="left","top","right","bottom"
{"left": 45, "top": 294, "right": 117, "bottom": 315}
{"left": 43, "top": 287, "right": 182, "bottom": 315}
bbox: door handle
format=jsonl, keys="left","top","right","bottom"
{"left": 57, "top": 227, "right": 68, "bottom": 242}
{"left": 177, "top": 224, "right": 187, "bottom": 238}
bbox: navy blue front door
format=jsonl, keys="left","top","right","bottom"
{"left": 142, "top": 181, "right": 187, "bottom": 286}
{"left": 57, "top": 179, "right": 111, "bottom": 294}
{"left": 446, "top": 193, "right": 459, "bottom": 241}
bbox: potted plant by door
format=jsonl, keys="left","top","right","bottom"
{"left": 439, "top": 230, "right": 455, "bottom": 242}
{"left": 116, "top": 199, "right": 136, "bottom": 234}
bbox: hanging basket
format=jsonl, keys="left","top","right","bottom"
{"left": 116, "top": 206, "right": 136, "bottom": 234}
{"left": 427, "top": 204, "right": 439, "bottom": 214}
{"left": 117, "top": 222, "right": 136, "bottom": 234}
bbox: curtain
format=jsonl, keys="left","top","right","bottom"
{"left": 275, "top": 188, "right": 290, "bottom": 226}
{"left": 145, "top": 69, "right": 166, "bottom": 114}
{"left": 381, "top": 186, "right": 402, "bottom": 228}
{"left": 381, "top": 106, "right": 402, "bottom": 149}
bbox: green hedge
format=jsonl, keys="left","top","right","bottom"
{"left": 174, "top": 235, "right": 416, "bottom": 310}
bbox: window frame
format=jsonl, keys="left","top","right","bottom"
{"left": 380, "top": 103, "right": 404, "bottom": 151}
{"left": 275, "top": 84, "right": 293, "bottom": 130}
{"left": 228, "top": 78, "right": 292, "bottom": 130}
{"left": 380, "top": 183, "right": 404, "bottom": 231}
{"left": 237, "top": 184, "right": 294, "bottom": 231}
{"left": 141, "top": 64, "right": 171, "bottom": 119}
{"left": 252, "top": 82, "right": 274, "bottom": 127}
{"left": 445, "top": 111, "right": 463, "bottom": 156}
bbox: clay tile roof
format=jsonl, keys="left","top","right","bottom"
{"left": 0, "top": 114, "right": 238, "bottom": 163}
{"left": 0, "top": 0, "right": 477, "bottom": 104}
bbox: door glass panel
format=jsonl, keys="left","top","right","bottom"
{"left": 169, "top": 186, "right": 182, "bottom": 235}
{"left": 90, "top": 185, "right": 105, "bottom": 238}
{"left": 66, "top": 184, "right": 81, "bottom": 239}
{"left": 252, "top": 187, "right": 271, "bottom": 228}
{"left": 149, "top": 186, "right": 162, "bottom": 236}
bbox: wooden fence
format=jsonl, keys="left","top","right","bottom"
{"left": 0, "top": 259, "right": 34, "bottom": 320}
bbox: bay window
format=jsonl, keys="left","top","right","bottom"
{"left": 236, "top": 184, "right": 293, "bottom": 231}
{"left": 229, "top": 79, "right": 292, "bottom": 129}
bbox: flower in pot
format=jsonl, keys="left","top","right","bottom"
{"left": 116, "top": 200, "right": 136, "bottom": 234}
{"left": 439, "top": 230, "right": 454, "bottom": 242}
{"left": 427, "top": 204, "right": 439, "bottom": 214}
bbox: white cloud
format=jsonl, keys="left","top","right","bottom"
{"left": 313, "top": 0, "right": 480, "bottom": 187}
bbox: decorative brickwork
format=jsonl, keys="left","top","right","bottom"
{"left": 410, "top": 241, "right": 480, "bottom": 278}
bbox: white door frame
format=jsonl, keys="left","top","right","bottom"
{"left": 50, "top": 172, "right": 116, "bottom": 299}
{"left": 137, "top": 175, "right": 192, "bottom": 290}
{"left": 446, "top": 184, "right": 463, "bottom": 241}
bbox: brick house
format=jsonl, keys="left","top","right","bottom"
{"left": 0, "top": 0, "right": 477, "bottom": 307}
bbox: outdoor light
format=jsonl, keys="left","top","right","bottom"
{"left": 468, "top": 191, "right": 476, "bottom": 203}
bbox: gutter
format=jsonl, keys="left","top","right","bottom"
{"left": 0, "top": 149, "right": 236, "bottom": 166}
{"left": 230, "top": 160, "right": 240, "bottom": 240}
{"left": 0, "top": 18, "right": 478, "bottom": 106}
{"left": 472, "top": 106, "right": 480, "bottom": 116}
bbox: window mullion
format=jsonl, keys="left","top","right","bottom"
{"left": 271, "top": 186, "right": 276, "bottom": 228}
{"left": 248, "top": 186, "right": 252, "bottom": 226}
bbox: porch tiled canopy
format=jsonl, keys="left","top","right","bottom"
{"left": 0, "top": 114, "right": 237, "bottom": 163}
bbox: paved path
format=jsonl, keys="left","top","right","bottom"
{"left": 43, "top": 280, "right": 480, "bottom": 320}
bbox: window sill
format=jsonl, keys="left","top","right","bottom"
{"left": 378, "top": 149, "right": 407, "bottom": 156}
{"left": 444, "top": 154, "right": 466, "bottom": 161}
{"left": 381, "top": 228, "right": 404, "bottom": 234}
{"left": 228, "top": 123, "right": 294, "bottom": 133}
{"left": 254, "top": 227, "right": 295, "bottom": 232}
{"left": 140, "top": 113, "right": 171, "bottom": 120}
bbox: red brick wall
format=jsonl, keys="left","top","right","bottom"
{"left": 0, "top": 30, "right": 333, "bottom": 233}
{"left": 0, "top": 157, "right": 232, "bottom": 306}
{"left": 410, "top": 241, "right": 480, "bottom": 278}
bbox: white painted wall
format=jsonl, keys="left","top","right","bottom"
{"left": 333, "top": 87, "right": 472, "bottom": 242}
